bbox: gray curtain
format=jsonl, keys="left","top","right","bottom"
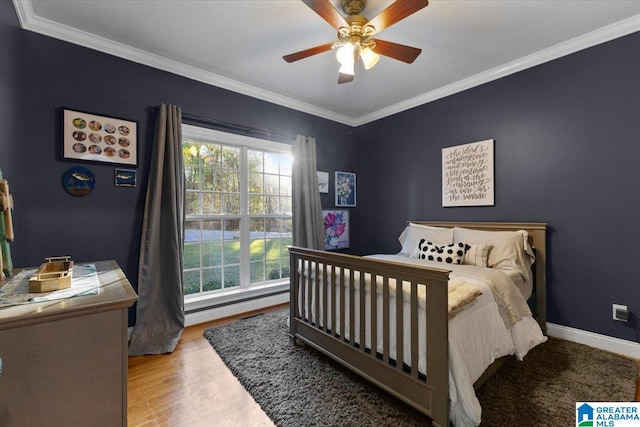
{"left": 129, "top": 104, "right": 185, "bottom": 356}
{"left": 292, "top": 135, "right": 324, "bottom": 250}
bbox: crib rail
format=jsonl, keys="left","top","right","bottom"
{"left": 288, "top": 246, "right": 451, "bottom": 427}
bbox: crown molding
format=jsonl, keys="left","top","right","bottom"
{"left": 12, "top": 0, "right": 357, "bottom": 127}
{"left": 354, "top": 13, "right": 640, "bottom": 126}
{"left": 13, "top": 1, "right": 640, "bottom": 128}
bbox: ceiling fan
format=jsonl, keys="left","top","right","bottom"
{"left": 283, "top": 0, "right": 429, "bottom": 84}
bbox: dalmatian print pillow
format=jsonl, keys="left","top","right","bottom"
{"left": 415, "top": 239, "right": 468, "bottom": 264}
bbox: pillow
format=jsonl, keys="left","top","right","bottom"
{"left": 412, "top": 240, "right": 467, "bottom": 265}
{"left": 453, "top": 226, "right": 526, "bottom": 246}
{"left": 462, "top": 242, "right": 492, "bottom": 267}
{"left": 397, "top": 224, "right": 454, "bottom": 256}
{"left": 453, "top": 227, "right": 534, "bottom": 269}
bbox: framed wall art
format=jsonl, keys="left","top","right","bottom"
{"left": 323, "top": 209, "right": 350, "bottom": 250}
{"left": 114, "top": 168, "right": 137, "bottom": 187}
{"left": 62, "top": 108, "right": 138, "bottom": 167}
{"left": 442, "top": 139, "right": 494, "bottom": 207}
{"left": 62, "top": 166, "right": 95, "bottom": 197}
{"left": 335, "top": 171, "right": 356, "bottom": 207}
{"left": 317, "top": 171, "right": 329, "bottom": 193}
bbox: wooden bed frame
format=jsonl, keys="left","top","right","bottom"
{"left": 288, "top": 222, "right": 547, "bottom": 427}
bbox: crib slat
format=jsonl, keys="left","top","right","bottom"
{"left": 395, "top": 276, "right": 403, "bottom": 372}
{"left": 349, "top": 268, "right": 355, "bottom": 347}
{"left": 382, "top": 276, "right": 390, "bottom": 364}
{"left": 340, "top": 266, "right": 345, "bottom": 342}
{"left": 301, "top": 259, "right": 308, "bottom": 323}
{"left": 370, "top": 273, "right": 377, "bottom": 359}
{"left": 289, "top": 252, "right": 299, "bottom": 340}
{"left": 314, "top": 261, "right": 320, "bottom": 327}
{"left": 410, "top": 281, "right": 419, "bottom": 378}
{"left": 359, "top": 270, "right": 365, "bottom": 351}
{"left": 322, "top": 263, "right": 328, "bottom": 331}
{"left": 331, "top": 263, "right": 336, "bottom": 337}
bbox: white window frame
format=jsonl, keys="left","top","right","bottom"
{"left": 182, "top": 124, "right": 292, "bottom": 313}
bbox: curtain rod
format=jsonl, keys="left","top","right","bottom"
{"left": 155, "top": 107, "right": 297, "bottom": 142}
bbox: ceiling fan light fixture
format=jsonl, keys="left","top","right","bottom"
{"left": 285, "top": 0, "right": 428, "bottom": 83}
{"left": 338, "top": 61, "right": 355, "bottom": 76}
{"left": 336, "top": 42, "right": 355, "bottom": 65}
{"left": 359, "top": 46, "right": 379, "bottom": 70}
{"left": 336, "top": 41, "right": 356, "bottom": 75}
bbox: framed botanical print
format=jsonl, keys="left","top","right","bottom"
{"left": 335, "top": 171, "right": 356, "bottom": 207}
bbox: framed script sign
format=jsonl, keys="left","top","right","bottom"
{"left": 442, "top": 139, "right": 494, "bottom": 207}
{"left": 317, "top": 171, "right": 329, "bottom": 193}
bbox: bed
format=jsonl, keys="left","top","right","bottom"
{"left": 287, "top": 221, "right": 547, "bottom": 427}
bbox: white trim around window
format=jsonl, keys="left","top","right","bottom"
{"left": 182, "top": 124, "right": 292, "bottom": 320}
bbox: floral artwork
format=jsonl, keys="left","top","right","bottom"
{"left": 335, "top": 171, "right": 356, "bottom": 207}
{"left": 323, "top": 210, "right": 349, "bottom": 250}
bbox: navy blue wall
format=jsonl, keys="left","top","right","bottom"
{"left": 0, "top": 0, "right": 23, "bottom": 263}
{"left": 351, "top": 32, "right": 640, "bottom": 341}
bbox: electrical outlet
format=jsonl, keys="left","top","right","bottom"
{"left": 612, "top": 304, "right": 628, "bottom": 322}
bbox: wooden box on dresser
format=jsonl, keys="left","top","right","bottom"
{"left": 0, "top": 260, "right": 137, "bottom": 426}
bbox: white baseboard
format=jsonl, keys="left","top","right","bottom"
{"left": 547, "top": 322, "right": 640, "bottom": 360}
{"left": 184, "top": 292, "right": 289, "bottom": 326}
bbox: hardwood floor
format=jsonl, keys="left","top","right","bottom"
{"left": 127, "top": 304, "right": 286, "bottom": 426}
{"left": 128, "top": 303, "right": 640, "bottom": 425}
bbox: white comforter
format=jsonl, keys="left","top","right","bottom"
{"left": 296, "top": 254, "right": 546, "bottom": 426}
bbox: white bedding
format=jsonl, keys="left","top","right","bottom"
{"left": 295, "top": 254, "right": 546, "bottom": 427}
{"left": 503, "top": 268, "right": 530, "bottom": 299}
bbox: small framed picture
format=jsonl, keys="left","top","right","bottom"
{"left": 114, "top": 168, "right": 137, "bottom": 187}
{"left": 317, "top": 171, "right": 329, "bottom": 193}
{"left": 323, "top": 209, "right": 349, "bottom": 250}
{"left": 62, "top": 108, "right": 138, "bottom": 167}
{"left": 335, "top": 171, "right": 356, "bottom": 207}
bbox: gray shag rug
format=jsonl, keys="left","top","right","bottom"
{"left": 203, "top": 309, "right": 637, "bottom": 426}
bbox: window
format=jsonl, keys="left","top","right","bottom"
{"left": 182, "top": 125, "right": 292, "bottom": 300}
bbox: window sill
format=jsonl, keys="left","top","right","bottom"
{"left": 184, "top": 280, "right": 289, "bottom": 313}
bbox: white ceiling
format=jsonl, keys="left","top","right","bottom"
{"left": 13, "top": 0, "right": 640, "bottom": 126}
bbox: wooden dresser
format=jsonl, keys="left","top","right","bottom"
{"left": 0, "top": 260, "right": 137, "bottom": 426}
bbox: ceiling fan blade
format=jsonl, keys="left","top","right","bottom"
{"left": 338, "top": 73, "right": 354, "bottom": 84}
{"left": 283, "top": 42, "right": 335, "bottom": 63}
{"left": 365, "top": 0, "right": 429, "bottom": 34}
{"left": 372, "top": 39, "right": 422, "bottom": 64}
{"left": 302, "top": 0, "right": 348, "bottom": 30}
